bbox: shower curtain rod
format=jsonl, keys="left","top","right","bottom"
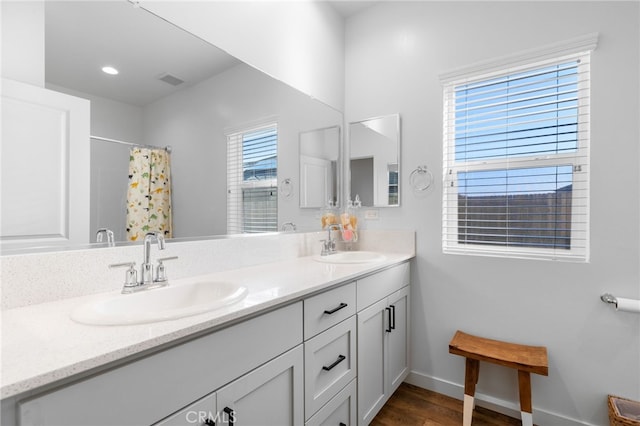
{"left": 90, "top": 135, "right": 172, "bottom": 153}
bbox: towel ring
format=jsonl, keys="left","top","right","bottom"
{"left": 280, "top": 178, "right": 293, "bottom": 198}
{"left": 410, "top": 166, "right": 433, "bottom": 192}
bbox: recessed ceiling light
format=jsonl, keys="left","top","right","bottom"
{"left": 102, "top": 66, "right": 119, "bottom": 75}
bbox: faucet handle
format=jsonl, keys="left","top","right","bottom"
{"left": 109, "top": 262, "right": 137, "bottom": 287}
{"left": 155, "top": 256, "right": 178, "bottom": 283}
{"left": 157, "top": 256, "right": 179, "bottom": 262}
{"left": 319, "top": 240, "right": 332, "bottom": 256}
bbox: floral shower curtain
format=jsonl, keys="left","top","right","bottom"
{"left": 126, "top": 148, "right": 172, "bottom": 241}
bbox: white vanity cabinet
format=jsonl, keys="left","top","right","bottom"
{"left": 356, "top": 263, "right": 410, "bottom": 425}
{"left": 18, "top": 303, "right": 303, "bottom": 426}
{"left": 216, "top": 345, "right": 304, "bottom": 426}
{"left": 303, "top": 283, "right": 357, "bottom": 421}
{"left": 7, "top": 259, "right": 412, "bottom": 426}
{"left": 303, "top": 262, "right": 411, "bottom": 426}
{"left": 154, "top": 346, "right": 304, "bottom": 426}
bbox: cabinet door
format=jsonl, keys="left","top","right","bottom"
{"left": 356, "top": 298, "right": 388, "bottom": 426}
{"left": 387, "top": 286, "right": 409, "bottom": 394}
{"left": 216, "top": 345, "right": 303, "bottom": 426}
{"left": 300, "top": 155, "right": 331, "bottom": 208}
{"left": 154, "top": 392, "right": 216, "bottom": 426}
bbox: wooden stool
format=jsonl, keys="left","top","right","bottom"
{"left": 449, "top": 330, "right": 548, "bottom": 426}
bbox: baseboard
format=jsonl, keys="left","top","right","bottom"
{"left": 405, "top": 371, "right": 599, "bottom": 426}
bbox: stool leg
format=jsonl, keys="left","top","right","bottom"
{"left": 463, "top": 358, "right": 480, "bottom": 426}
{"left": 518, "top": 370, "right": 533, "bottom": 426}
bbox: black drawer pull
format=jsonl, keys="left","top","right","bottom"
{"left": 385, "top": 307, "right": 392, "bottom": 332}
{"left": 322, "top": 354, "right": 346, "bottom": 371}
{"left": 390, "top": 304, "right": 396, "bottom": 330}
{"left": 223, "top": 407, "right": 235, "bottom": 426}
{"left": 324, "top": 302, "right": 348, "bottom": 315}
{"left": 339, "top": 423, "right": 347, "bottom": 426}
{"left": 204, "top": 418, "right": 215, "bottom": 426}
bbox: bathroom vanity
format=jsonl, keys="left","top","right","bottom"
{"left": 1, "top": 245, "right": 412, "bottom": 426}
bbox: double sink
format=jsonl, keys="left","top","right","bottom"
{"left": 71, "top": 251, "right": 386, "bottom": 326}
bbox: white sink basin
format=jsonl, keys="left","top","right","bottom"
{"left": 71, "top": 281, "right": 248, "bottom": 326}
{"left": 313, "top": 251, "right": 386, "bottom": 264}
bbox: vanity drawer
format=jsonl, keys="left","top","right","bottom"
{"left": 305, "top": 379, "right": 356, "bottom": 426}
{"left": 304, "top": 316, "right": 357, "bottom": 418}
{"left": 304, "top": 282, "right": 356, "bottom": 339}
{"left": 357, "top": 262, "right": 410, "bottom": 311}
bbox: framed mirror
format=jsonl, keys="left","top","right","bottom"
{"left": 1, "top": 1, "right": 342, "bottom": 253}
{"left": 299, "top": 126, "right": 341, "bottom": 209}
{"left": 349, "top": 114, "right": 401, "bottom": 207}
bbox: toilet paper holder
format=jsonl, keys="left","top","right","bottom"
{"left": 601, "top": 293, "right": 618, "bottom": 307}
{"left": 601, "top": 293, "right": 640, "bottom": 313}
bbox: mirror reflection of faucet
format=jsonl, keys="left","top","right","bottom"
{"left": 109, "top": 232, "right": 178, "bottom": 293}
{"left": 96, "top": 228, "right": 115, "bottom": 246}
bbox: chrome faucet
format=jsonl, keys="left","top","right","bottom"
{"left": 141, "top": 232, "right": 165, "bottom": 285}
{"left": 109, "top": 231, "right": 178, "bottom": 293}
{"left": 321, "top": 223, "right": 342, "bottom": 256}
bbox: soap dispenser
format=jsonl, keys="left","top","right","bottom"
{"left": 321, "top": 200, "right": 337, "bottom": 229}
{"left": 340, "top": 198, "right": 358, "bottom": 243}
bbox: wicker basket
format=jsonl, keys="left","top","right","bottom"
{"left": 609, "top": 395, "right": 640, "bottom": 426}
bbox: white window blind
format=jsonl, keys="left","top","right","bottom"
{"left": 443, "top": 52, "right": 591, "bottom": 261}
{"left": 227, "top": 124, "right": 278, "bottom": 234}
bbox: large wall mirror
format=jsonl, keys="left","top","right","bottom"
{"left": 349, "top": 114, "right": 401, "bottom": 207}
{"left": 1, "top": 1, "right": 342, "bottom": 253}
{"left": 299, "top": 126, "right": 340, "bottom": 209}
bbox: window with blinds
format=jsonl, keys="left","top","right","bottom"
{"left": 442, "top": 52, "right": 590, "bottom": 261}
{"left": 227, "top": 124, "right": 278, "bottom": 234}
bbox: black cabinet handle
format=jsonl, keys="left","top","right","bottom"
{"left": 390, "top": 305, "right": 396, "bottom": 330}
{"left": 324, "top": 302, "right": 348, "bottom": 315}
{"left": 322, "top": 354, "right": 346, "bottom": 371}
{"left": 339, "top": 423, "right": 347, "bottom": 426}
{"left": 385, "top": 307, "right": 392, "bottom": 332}
{"left": 204, "top": 419, "right": 215, "bottom": 426}
{"left": 223, "top": 407, "right": 235, "bottom": 426}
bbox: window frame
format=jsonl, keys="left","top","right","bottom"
{"left": 441, "top": 45, "right": 595, "bottom": 262}
{"left": 227, "top": 123, "right": 278, "bottom": 234}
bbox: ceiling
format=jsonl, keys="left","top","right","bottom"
{"left": 45, "top": 1, "right": 239, "bottom": 106}
{"left": 44, "top": 1, "right": 378, "bottom": 107}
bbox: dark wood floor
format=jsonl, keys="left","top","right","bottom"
{"left": 371, "top": 383, "right": 522, "bottom": 426}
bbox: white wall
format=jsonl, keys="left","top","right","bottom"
{"left": 345, "top": 2, "right": 640, "bottom": 425}
{"left": 143, "top": 63, "right": 342, "bottom": 237}
{"left": 48, "top": 84, "right": 144, "bottom": 142}
{"left": 86, "top": 94, "right": 144, "bottom": 242}
{"left": 1, "top": 1, "right": 44, "bottom": 86}
{"left": 140, "top": 0, "right": 345, "bottom": 111}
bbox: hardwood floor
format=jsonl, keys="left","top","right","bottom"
{"left": 370, "top": 383, "right": 522, "bottom": 426}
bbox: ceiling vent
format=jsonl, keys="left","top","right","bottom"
{"left": 156, "top": 73, "right": 185, "bottom": 86}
